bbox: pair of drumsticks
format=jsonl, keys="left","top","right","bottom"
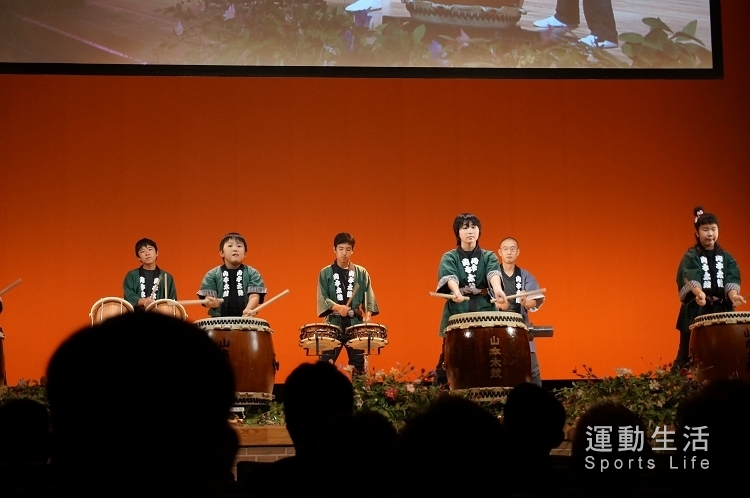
{"left": 429, "top": 288, "right": 547, "bottom": 303}
{"left": 175, "top": 289, "right": 291, "bottom": 314}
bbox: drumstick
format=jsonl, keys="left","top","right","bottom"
{"left": 429, "top": 292, "right": 455, "bottom": 299}
{"left": 492, "top": 288, "right": 547, "bottom": 303}
{"left": 346, "top": 284, "right": 360, "bottom": 308}
{"left": 177, "top": 298, "right": 225, "bottom": 306}
{"left": 250, "top": 289, "right": 290, "bottom": 314}
{"left": 0, "top": 278, "right": 22, "bottom": 296}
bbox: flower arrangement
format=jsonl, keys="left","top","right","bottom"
{"left": 346, "top": 362, "right": 447, "bottom": 429}
{"left": 554, "top": 363, "right": 702, "bottom": 434}
{"left": 0, "top": 377, "right": 48, "bottom": 407}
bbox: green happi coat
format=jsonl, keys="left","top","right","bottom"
{"left": 197, "top": 265, "right": 267, "bottom": 317}
{"left": 123, "top": 268, "right": 177, "bottom": 308}
{"left": 675, "top": 246, "right": 741, "bottom": 333}
{"left": 436, "top": 248, "right": 502, "bottom": 337}
{"left": 317, "top": 263, "right": 379, "bottom": 327}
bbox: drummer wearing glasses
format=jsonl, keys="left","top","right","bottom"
{"left": 434, "top": 213, "right": 508, "bottom": 385}
{"left": 498, "top": 237, "right": 546, "bottom": 387}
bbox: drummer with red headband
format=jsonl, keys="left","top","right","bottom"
{"left": 123, "top": 238, "right": 178, "bottom": 311}
{"left": 316, "top": 232, "right": 379, "bottom": 374}
{"left": 197, "top": 232, "right": 267, "bottom": 317}
{"left": 434, "top": 213, "right": 508, "bottom": 385}
{"left": 673, "top": 206, "right": 744, "bottom": 371}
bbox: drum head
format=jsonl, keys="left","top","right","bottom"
{"left": 690, "top": 311, "right": 750, "bottom": 330}
{"left": 146, "top": 299, "right": 187, "bottom": 320}
{"left": 345, "top": 323, "right": 388, "bottom": 351}
{"left": 193, "top": 317, "right": 272, "bottom": 333}
{"left": 445, "top": 311, "right": 527, "bottom": 333}
{"left": 90, "top": 297, "right": 134, "bottom": 325}
{"left": 299, "top": 323, "right": 342, "bottom": 352}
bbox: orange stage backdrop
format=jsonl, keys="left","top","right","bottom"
{"left": 1, "top": 1, "right": 749, "bottom": 385}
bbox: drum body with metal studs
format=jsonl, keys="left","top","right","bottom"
{"left": 194, "top": 317, "right": 278, "bottom": 405}
{"left": 344, "top": 323, "right": 388, "bottom": 351}
{"left": 299, "top": 323, "right": 343, "bottom": 354}
{"left": 689, "top": 311, "right": 750, "bottom": 383}
{"left": 145, "top": 299, "right": 187, "bottom": 321}
{"left": 89, "top": 297, "right": 134, "bottom": 325}
{"left": 444, "top": 311, "right": 530, "bottom": 399}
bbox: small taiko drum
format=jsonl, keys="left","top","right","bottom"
{"left": 145, "top": 299, "right": 187, "bottom": 321}
{"left": 444, "top": 311, "right": 530, "bottom": 400}
{"left": 90, "top": 297, "right": 134, "bottom": 325}
{"left": 345, "top": 323, "right": 388, "bottom": 351}
{"left": 194, "top": 317, "right": 279, "bottom": 406}
{"left": 299, "top": 323, "right": 343, "bottom": 354}
{"left": 689, "top": 311, "right": 750, "bottom": 383}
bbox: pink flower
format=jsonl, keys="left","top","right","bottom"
{"left": 385, "top": 387, "right": 398, "bottom": 401}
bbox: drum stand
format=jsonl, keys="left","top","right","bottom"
{"left": 360, "top": 334, "right": 385, "bottom": 374}
{"left": 302, "top": 333, "right": 327, "bottom": 357}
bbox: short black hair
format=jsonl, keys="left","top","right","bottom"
{"left": 333, "top": 233, "right": 355, "bottom": 248}
{"left": 135, "top": 238, "right": 158, "bottom": 257}
{"left": 499, "top": 237, "right": 519, "bottom": 249}
{"left": 220, "top": 232, "right": 247, "bottom": 252}
{"left": 453, "top": 213, "right": 481, "bottom": 246}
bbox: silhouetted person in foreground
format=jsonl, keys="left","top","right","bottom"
{"left": 240, "top": 361, "right": 354, "bottom": 497}
{"left": 395, "top": 395, "right": 507, "bottom": 496}
{"left": 671, "top": 379, "right": 750, "bottom": 495}
{"left": 571, "top": 402, "right": 654, "bottom": 497}
{"left": 46, "top": 313, "right": 238, "bottom": 497}
{"left": 0, "top": 398, "right": 50, "bottom": 465}
{"left": 0, "top": 398, "right": 54, "bottom": 496}
{"left": 503, "top": 383, "right": 568, "bottom": 495}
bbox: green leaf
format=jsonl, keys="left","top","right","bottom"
{"left": 412, "top": 24, "right": 426, "bottom": 44}
{"left": 643, "top": 17, "right": 673, "bottom": 34}
{"left": 619, "top": 33, "right": 644, "bottom": 44}
{"left": 673, "top": 32, "right": 705, "bottom": 46}
{"left": 681, "top": 19, "right": 697, "bottom": 37}
{"left": 643, "top": 28, "right": 668, "bottom": 51}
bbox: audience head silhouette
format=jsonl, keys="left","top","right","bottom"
{"left": 397, "top": 395, "right": 506, "bottom": 494}
{"left": 46, "top": 312, "right": 238, "bottom": 496}
{"left": 0, "top": 398, "right": 50, "bottom": 465}
{"left": 503, "top": 382, "right": 566, "bottom": 461}
{"left": 282, "top": 361, "right": 354, "bottom": 456}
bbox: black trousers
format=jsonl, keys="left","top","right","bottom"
{"left": 555, "top": 0, "right": 618, "bottom": 43}
{"left": 317, "top": 316, "right": 365, "bottom": 372}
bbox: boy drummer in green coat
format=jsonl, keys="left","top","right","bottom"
{"left": 197, "top": 232, "right": 267, "bottom": 318}
{"left": 123, "top": 238, "right": 177, "bottom": 311}
{"left": 316, "top": 232, "right": 379, "bottom": 373}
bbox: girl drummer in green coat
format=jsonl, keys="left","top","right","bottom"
{"left": 434, "top": 213, "right": 509, "bottom": 384}
{"left": 673, "top": 206, "right": 744, "bottom": 370}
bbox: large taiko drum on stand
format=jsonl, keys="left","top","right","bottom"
{"left": 145, "top": 299, "right": 187, "bottom": 321}
{"left": 194, "top": 317, "right": 279, "bottom": 407}
{"left": 444, "top": 311, "right": 530, "bottom": 400}
{"left": 89, "top": 297, "right": 134, "bottom": 325}
{"left": 689, "top": 311, "right": 750, "bottom": 383}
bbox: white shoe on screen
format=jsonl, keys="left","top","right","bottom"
{"left": 345, "top": 0, "right": 382, "bottom": 12}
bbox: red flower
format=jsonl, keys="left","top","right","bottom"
{"left": 385, "top": 387, "right": 398, "bottom": 401}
